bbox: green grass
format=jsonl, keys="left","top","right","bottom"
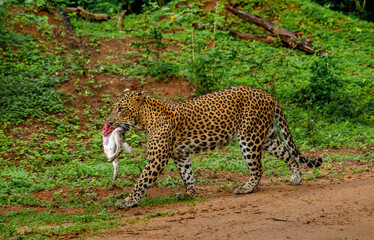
{"left": 0, "top": 9, "right": 69, "bottom": 125}
{"left": 0, "top": 208, "right": 120, "bottom": 239}
{"left": 323, "top": 152, "right": 374, "bottom": 162}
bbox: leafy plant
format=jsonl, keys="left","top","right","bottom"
{"left": 311, "top": 0, "right": 374, "bottom": 21}
{"left": 147, "top": 59, "right": 179, "bottom": 81}
{"left": 294, "top": 56, "right": 373, "bottom": 121}
{"left": 184, "top": 43, "right": 237, "bottom": 94}
{"left": 0, "top": 11, "right": 68, "bottom": 124}
{"left": 131, "top": 27, "right": 166, "bottom": 59}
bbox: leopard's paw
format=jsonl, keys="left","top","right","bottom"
{"left": 234, "top": 185, "right": 257, "bottom": 195}
{"left": 289, "top": 174, "right": 302, "bottom": 186}
{"left": 115, "top": 197, "right": 137, "bottom": 209}
{"left": 175, "top": 191, "right": 196, "bottom": 200}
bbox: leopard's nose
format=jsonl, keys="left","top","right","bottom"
{"left": 106, "top": 117, "right": 114, "bottom": 126}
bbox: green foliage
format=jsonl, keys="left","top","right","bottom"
{"left": 170, "top": 1, "right": 235, "bottom": 94}
{"left": 0, "top": 208, "right": 119, "bottom": 239}
{"left": 299, "top": 56, "right": 343, "bottom": 105}
{"left": 0, "top": 4, "right": 13, "bottom": 49}
{"left": 147, "top": 59, "right": 179, "bottom": 81}
{"left": 295, "top": 56, "right": 356, "bottom": 119}
{"left": 323, "top": 152, "right": 374, "bottom": 162}
{"left": 312, "top": 0, "right": 374, "bottom": 21}
{"left": 0, "top": 11, "right": 68, "bottom": 124}
{"left": 288, "top": 55, "right": 373, "bottom": 122}
{"left": 287, "top": 109, "right": 374, "bottom": 149}
{"left": 129, "top": 25, "right": 180, "bottom": 81}
{"left": 183, "top": 40, "right": 238, "bottom": 94}
{"left": 55, "top": 0, "right": 131, "bottom": 14}
{"left": 131, "top": 27, "right": 166, "bottom": 59}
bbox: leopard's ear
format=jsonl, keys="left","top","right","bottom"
{"left": 135, "top": 91, "right": 145, "bottom": 103}
{"left": 123, "top": 88, "right": 130, "bottom": 93}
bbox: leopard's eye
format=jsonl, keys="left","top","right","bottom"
{"left": 118, "top": 107, "right": 124, "bottom": 113}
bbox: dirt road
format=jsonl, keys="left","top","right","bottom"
{"left": 99, "top": 173, "right": 374, "bottom": 240}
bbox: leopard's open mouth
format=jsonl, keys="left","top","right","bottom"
{"left": 118, "top": 123, "right": 130, "bottom": 132}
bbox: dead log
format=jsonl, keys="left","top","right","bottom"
{"left": 65, "top": 7, "right": 112, "bottom": 21}
{"left": 226, "top": 6, "right": 324, "bottom": 55}
{"left": 227, "top": 28, "right": 279, "bottom": 44}
{"left": 118, "top": 10, "right": 127, "bottom": 31}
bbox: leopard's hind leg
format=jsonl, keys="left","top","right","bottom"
{"left": 263, "top": 122, "right": 302, "bottom": 185}
{"left": 234, "top": 132, "right": 264, "bottom": 194}
{"left": 173, "top": 155, "right": 196, "bottom": 196}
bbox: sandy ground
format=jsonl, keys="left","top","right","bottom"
{"left": 96, "top": 172, "right": 374, "bottom": 240}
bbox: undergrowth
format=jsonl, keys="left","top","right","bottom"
{"left": 0, "top": 8, "right": 68, "bottom": 124}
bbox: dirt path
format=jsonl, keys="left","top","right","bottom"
{"left": 97, "top": 173, "right": 374, "bottom": 240}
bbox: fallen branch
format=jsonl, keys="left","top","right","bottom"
{"left": 65, "top": 7, "right": 112, "bottom": 21}
{"left": 118, "top": 10, "right": 127, "bottom": 31}
{"left": 226, "top": 6, "right": 324, "bottom": 55}
{"left": 227, "top": 28, "right": 278, "bottom": 44}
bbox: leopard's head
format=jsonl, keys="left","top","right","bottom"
{"left": 108, "top": 89, "right": 145, "bottom": 128}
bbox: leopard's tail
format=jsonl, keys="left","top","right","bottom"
{"left": 274, "top": 101, "right": 322, "bottom": 168}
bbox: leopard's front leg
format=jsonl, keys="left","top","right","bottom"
{"left": 115, "top": 163, "right": 164, "bottom": 209}
{"left": 116, "top": 129, "right": 173, "bottom": 209}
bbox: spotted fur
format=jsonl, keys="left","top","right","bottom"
{"left": 108, "top": 86, "right": 322, "bottom": 209}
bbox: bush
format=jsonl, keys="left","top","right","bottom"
{"left": 293, "top": 56, "right": 372, "bottom": 121}
{"left": 147, "top": 60, "right": 179, "bottom": 81}
{"left": 0, "top": 34, "right": 68, "bottom": 124}
{"left": 302, "top": 57, "right": 343, "bottom": 104}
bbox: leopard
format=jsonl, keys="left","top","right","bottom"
{"left": 107, "top": 86, "right": 322, "bottom": 209}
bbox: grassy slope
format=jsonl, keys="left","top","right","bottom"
{"left": 0, "top": 0, "right": 373, "bottom": 238}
